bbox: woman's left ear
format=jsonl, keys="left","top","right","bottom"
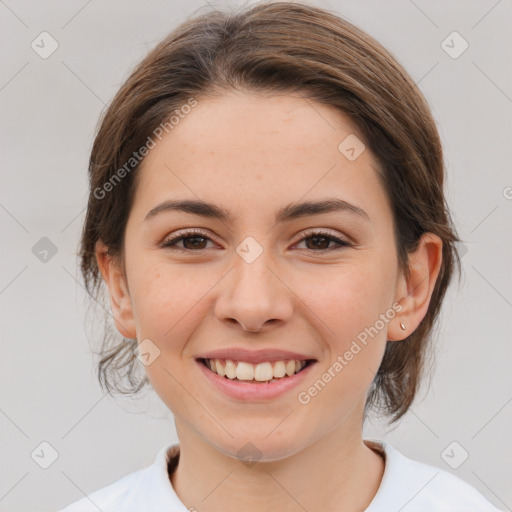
{"left": 388, "top": 233, "right": 443, "bottom": 341}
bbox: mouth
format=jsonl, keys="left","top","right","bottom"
{"left": 196, "top": 357, "right": 317, "bottom": 384}
{"left": 195, "top": 356, "right": 318, "bottom": 401}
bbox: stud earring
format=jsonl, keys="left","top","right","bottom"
{"left": 400, "top": 322, "right": 406, "bottom": 331}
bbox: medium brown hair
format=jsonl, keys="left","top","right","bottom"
{"left": 80, "top": 0, "right": 461, "bottom": 422}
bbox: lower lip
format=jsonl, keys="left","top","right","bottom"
{"left": 196, "top": 359, "right": 317, "bottom": 401}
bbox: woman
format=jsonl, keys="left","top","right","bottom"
{"left": 61, "top": 1, "right": 502, "bottom": 510}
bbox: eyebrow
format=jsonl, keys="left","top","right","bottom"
{"left": 144, "top": 197, "right": 371, "bottom": 224}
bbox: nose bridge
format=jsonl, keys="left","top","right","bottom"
{"left": 232, "top": 235, "right": 279, "bottom": 302}
{"left": 215, "top": 234, "right": 293, "bottom": 330}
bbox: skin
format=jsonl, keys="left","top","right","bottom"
{"left": 96, "top": 90, "right": 442, "bottom": 512}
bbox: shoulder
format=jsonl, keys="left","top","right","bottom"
{"left": 365, "top": 439, "right": 504, "bottom": 512}
{"left": 59, "top": 468, "right": 146, "bottom": 512}
{"left": 58, "top": 443, "right": 184, "bottom": 512}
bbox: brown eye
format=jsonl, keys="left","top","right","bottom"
{"left": 304, "top": 235, "right": 332, "bottom": 250}
{"left": 161, "top": 230, "right": 214, "bottom": 251}
{"left": 181, "top": 236, "right": 208, "bottom": 250}
{"left": 294, "top": 230, "right": 351, "bottom": 252}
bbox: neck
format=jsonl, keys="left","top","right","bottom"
{"left": 170, "top": 420, "right": 384, "bottom": 512}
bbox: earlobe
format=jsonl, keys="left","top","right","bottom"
{"left": 95, "top": 240, "right": 137, "bottom": 339}
{"left": 389, "top": 233, "right": 443, "bottom": 341}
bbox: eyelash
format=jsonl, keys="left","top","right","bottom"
{"left": 160, "top": 228, "right": 352, "bottom": 253}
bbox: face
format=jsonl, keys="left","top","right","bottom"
{"left": 102, "top": 91, "right": 413, "bottom": 461}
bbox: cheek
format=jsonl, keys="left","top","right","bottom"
{"left": 301, "top": 259, "right": 395, "bottom": 338}
{"left": 298, "top": 261, "right": 393, "bottom": 391}
{"left": 128, "top": 258, "right": 217, "bottom": 344}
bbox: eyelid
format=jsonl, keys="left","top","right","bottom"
{"left": 160, "top": 226, "right": 352, "bottom": 252}
{"left": 160, "top": 228, "right": 216, "bottom": 247}
{"left": 294, "top": 227, "right": 349, "bottom": 243}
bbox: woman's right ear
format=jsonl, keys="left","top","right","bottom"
{"left": 94, "top": 240, "right": 137, "bottom": 339}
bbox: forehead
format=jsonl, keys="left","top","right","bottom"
{"left": 154, "top": 91, "right": 367, "bottom": 162}
{"left": 130, "top": 91, "right": 389, "bottom": 224}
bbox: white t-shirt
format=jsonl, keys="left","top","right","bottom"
{"left": 59, "top": 440, "right": 503, "bottom": 511}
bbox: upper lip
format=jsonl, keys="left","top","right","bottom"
{"left": 195, "top": 348, "right": 316, "bottom": 365}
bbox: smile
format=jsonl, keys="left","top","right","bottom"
{"left": 195, "top": 357, "right": 317, "bottom": 400}
{"left": 200, "top": 357, "right": 313, "bottom": 382}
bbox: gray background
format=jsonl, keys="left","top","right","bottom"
{"left": 0, "top": 0, "right": 511, "bottom": 511}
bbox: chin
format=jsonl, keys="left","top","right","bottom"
{"left": 208, "top": 430, "right": 306, "bottom": 464}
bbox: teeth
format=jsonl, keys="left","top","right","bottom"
{"left": 236, "top": 361, "right": 255, "bottom": 380}
{"left": 204, "top": 358, "right": 308, "bottom": 381}
{"left": 215, "top": 359, "right": 225, "bottom": 377}
{"left": 225, "top": 359, "right": 237, "bottom": 379}
{"left": 285, "top": 360, "right": 296, "bottom": 376}
{"left": 253, "top": 362, "right": 272, "bottom": 381}
{"left": 273, "top": 361, "right": 286, "bottom": 378}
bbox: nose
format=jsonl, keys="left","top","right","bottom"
{"left": 214, "top": 247, "right": 294, "bottom": 333}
